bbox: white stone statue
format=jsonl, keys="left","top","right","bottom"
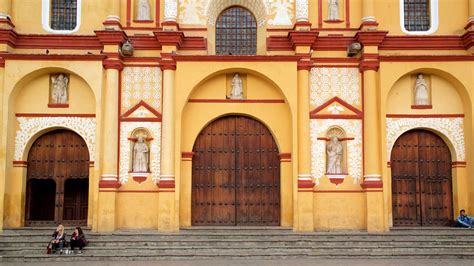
{"left": 326, "top": 136, "right": 343, "bottom": 174}
{"left": 181, "top": 0, "right": 202, "bottom": 25}
{"left": 51, "top": 74, "right": 68, "bottom": 104}
{"left": 270, "top": 1, "right": 293, "bottom": 26}
{"left": 230, "top": 73, "right": 244, "bottom": 99}
{"left": 136, "top": 0, "right": 151, "bottom": 21}
{"left": 132, "top": 136, "right": 149, "bottom": 172}
{"left": 414, "top": 74, "right": 430, "bottom": 105}
{"left": 328, "top": 0, "right": 339, "bottom": 21}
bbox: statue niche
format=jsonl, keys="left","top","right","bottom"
{"left": 327, "top": 0, "right": 339, "bottom": 21}
{"left": 50, "top": 73, "right": 69, "bottom": 104}
{"left": 325, "top": 127, "right": 347, "bottom": 175}
{"left": 130, "top": 130, "right": 151, "bottom": 173}
{"left": 135, "top": 0, "right": 152, "bottom": 21}
{"left": 414, "top": 74, "right": 430, "bottom": 106}
{"left": 228, "top": 73, "right": 245, "bottom": 100}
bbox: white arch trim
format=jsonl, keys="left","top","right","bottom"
{"left": 15, "top": 116, "right": 96, "bottom": 161}
{"left": 204, "top": 0, "right": 270, "bottom": 26}
{"left": 386, "top": 117, "right": 465, "bottom": 161}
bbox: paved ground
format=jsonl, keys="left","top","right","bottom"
{"left": 2, "top": 259, "right": 474, "bottom": 266}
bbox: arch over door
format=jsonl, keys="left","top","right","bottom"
{"left": 391, "top": 130, "right": 453, "bottom": 226}
{"left": 25, "top": 129, "right": 90, "bottom": 226}
{"left": 192, "top": 116, "right": 280, "bottom": 226}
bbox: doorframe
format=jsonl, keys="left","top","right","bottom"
{"left": 179, "top": 112, "right": 293, "bottom": 228}
{"left": 22, "top": 128, "right": 92, "bottom": 227}
{"left": 388, "top": 128, "right": 457, "bottom": 227}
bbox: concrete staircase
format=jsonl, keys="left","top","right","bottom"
{"left": 1, "top": 227, "right": 474, "bottom": 262}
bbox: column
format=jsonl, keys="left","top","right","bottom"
{"left": 361, "top": 0, "right": 376, "bottom": 22}
{"left": 0, "top": 59, "right": 5, "bottom": 232}
{"left": 0, "top": 0, "right": 11, "bottom": 20}
{"left": 164, "top": 0, "right": 178, "bottom": 22}
{"left": 157, "top": 64, "right": 178, "bottom": 231}
{"left": 96, "top": 66, "right": 120, "bottom": 232}
{"left": 361, "top": 69, "right": 385, "bottom": 232}
{"left": 295, "top": 0, "right": 309, "bottom": 22}
{"left": 106, "top": 0, "right": 121, "bottom": 22}
{"left": 295, "top": 65, "right": 314, "bottom": 232}
{"left": 469, "top": 0, "right": 474, "bottom": 22}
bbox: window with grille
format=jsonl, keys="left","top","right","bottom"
{"left": 50, "top": 0, "right": 78, "bottom": 31}
{"left": 403, "top": 0, "right": 431, "bottom": 32}
{"left": 216, "top": 7, "right": 257, "bottom": 55}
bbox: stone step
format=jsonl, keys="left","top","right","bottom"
{"left": 3, "top": 244, "right": 474, "bottom": 255}
{"left": 2, "top": 250, "right": 474, "bottom": 262}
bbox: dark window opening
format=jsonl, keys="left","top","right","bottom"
{"left": 50, "top": 0, "right": 78, "bottom": 31}
{"left": 404, "top": 0, "right": 431, "bottom": 32}
{"left": 216, "top": 7, "right": 257, "bottom": 55}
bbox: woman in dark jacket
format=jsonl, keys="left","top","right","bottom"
{"left": 48, "top": 224, "right": 67, "bottom": 254}
{"left": 70, "top": 227, "right": 87, "bottom": 254}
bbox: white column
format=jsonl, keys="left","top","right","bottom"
{"left": 295, "top": 0, "right": 309, "bottom": 22}
{"left": 164, "top": 0, "right": 178, "bottom": 22}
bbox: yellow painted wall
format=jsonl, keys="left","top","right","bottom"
{"left": 178, "top": 69, "right": 295, "bottom": 227}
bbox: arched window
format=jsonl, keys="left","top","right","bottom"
{"left": 400, "top": 0, "right": 438, "bottom": 35}
{"left": 216, "top": 7, "right": 257, "bottom": 55}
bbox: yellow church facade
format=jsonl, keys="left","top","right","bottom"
{"left": 0, "top": 0, "right": 473, "bottom": 232}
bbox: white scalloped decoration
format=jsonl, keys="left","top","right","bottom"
{"left": 15, "top": 116, "right": 96, "bottom": 161}
{"left": 310, "top": 67, "right": 361, "bottom": 108}
{"left": 119, "top": 122, "right": 161, "bottom": 184}
{"left": 310, "top": 119, "right": 362, "bottom": 184}
{"left": 386, "top": 117, "right": 465, "bottom": 161}
{"left": 122, "top": 67, "right": 162, "bottom": 110}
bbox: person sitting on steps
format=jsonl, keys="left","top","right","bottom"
{"left": 456, "top": 209, "right": 474, "bottom": 228}
{"left": 70, "top": 226, "right": 87, "bottom": 254}
{"left": 48, "top": 224, "right": 67, "bottom": 254}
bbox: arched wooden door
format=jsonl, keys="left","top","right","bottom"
{"left": 25, "top": 129, "right": 90, "bottom": 226}
{"left": 192, "top": 116, "right": 280, "bottom": 226}
{"left": 391, "top": 130, "right": 453, "bottom": 227}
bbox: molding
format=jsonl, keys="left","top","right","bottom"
{"left": 360, "top": 180, "right": 383, "bottom": 189}
{"left": 310, "top": 96, "right": 362, "bottom": 119}
{"left": 452, "top": 161, "right": 467, "bottom": 168}
{"left": 188, "top": 99, "right": 285, "bottom": 104}
{"left": 313, "top": 189, "right": 382, "bottom": 193}
{"left": 121, "top": 100, "right": 162, "bottom": 122}
{"left": 298, "top": 178, "right": 315, "bottom": 189}
{"left": 379, "top": 55, "right": 474, "bottom": 62}
{"left": 380, "top": 36, "right": 464, "bottom": 50}
{"left": 47, "top": 104, "right": 69, "bottom": 108}
{"left": 355, "top": 30, "right": 388, "bottom": 46}
{"left": 289, "top": 30, "right": 319, "bottom": 49}
{"left": 399, "top": 0, "right": 439, "bottom": 36}
{"left": 158, "top": 178, "right": 175, "bottom": 189}
{"left": 173, "top": 55, "right": 302, "bottom": 62}
{"left": 411, "top": 105, "right": 432, "bottom": 110}
{"left": 0, "top": 54, "right": 106, "bottom": 61}
{"left": 279, "top": 153, "right": 291, "bottom": 162}
{"left": 99, "top": 180, "right": 121, "bottom": 189}
{"left": 42, "top": 0, "right": 82, "bottom": 34}
{"left": 16, "top": 113, "right": 95, "bottom": 117}
{"left": 386, "top": 114, "right": 464, "bottom": 118}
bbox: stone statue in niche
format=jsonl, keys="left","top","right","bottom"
{"left": 230, "top": 73, "right": 244, "bottom": 99}
{"left": 414, "top": 74, "right": 430, "bottom": 105}
{"left": 326, "top": 136, "right": 343, "bottom": 174}
{"left": 136, "top": 0, "right": 151, "bottom": 21}
{"left": 328, "top": 0, "right": 339, "bottom": 20}
{"left": 132, "top": 136, "right": 149, "bottom": 172}
{"left": 51, "top": 74, "right": 68, "bottom": 104}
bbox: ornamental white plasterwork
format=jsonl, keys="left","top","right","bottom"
{"left": 165, "top": 0, "right": 179, "bottom": 21}
{"left": 295, "top": 0, "right": 308, "bottom": 21}
{"left": 386, "top": 117, "right": 465, "bottom": 161}
{"left": 268, "top": 0, "right": 294, "bottom": 26}
{"left": 310, "top": 119, "right": 362, "bottom": 185}
{"left": 119, "top": 122, "right": 161, "bottom": 184}
{"left": 205, "top": 0, "right": 270, "bottom": 27}
{"left": 179, "top": 0, "right": 206, "bottom": 25}
{"left": 310, "top": 67, "right": 361, "bottom": 108}
{"left": 15, "top": 117, "right": 96, "bottom": 161}
{"left": 122, "top": 67, "right": 162, "bottom": 110}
